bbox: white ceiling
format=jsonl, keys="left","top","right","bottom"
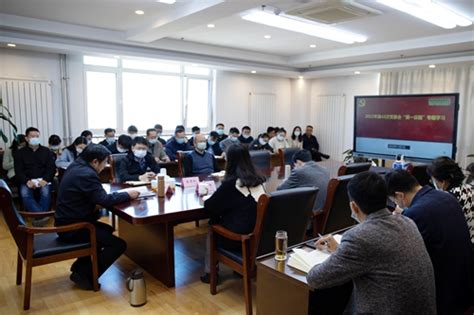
{"left": 0, "top": 0, "right": 473, "bottom": 77}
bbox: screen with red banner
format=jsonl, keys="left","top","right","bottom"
{"left": 354, "top": 94, "right": 459, "bottom": 160}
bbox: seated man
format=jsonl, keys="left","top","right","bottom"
{"left": 219, "top": 127, "right": 240, "bottom": 153}
{"left": 99, "top": 128, "right": 116, "bottom": 147}
{"left": 55, "top": 144, "right": 140, "bottom": 290}
{"left": 215, "top": 123, "right": 228, "bottom": 143}
{"left": 302, "top": 125, "right": 329, "bottom": 161}
{"left": 107, "top": 134, "right": 131, "bottom": 154}
{"left": 127, "top": 125, "right": 138, "bottom": 139}
{"left": 165, "top": 126, "right": 192, "bottom": 160}
{"left": 154, "top": 124, "right": 167, "bottom": 146}
{"left": 385, "top": 170, "right": 473, "bottom": 314}
{"left": 277, "top": 149, "right": 329, "bottom": 211}
{"left": 146, "top": 128, "right": 170, "bottom": 162}
{"left": 238, "top": 126, "right": 253, "bottom": 144}
{"left": 80, "top": 130, "right": 93, "bottom": 144}
{"left": 249, "top": 133, "right": 273, "bottom": 152}
{"left": 48, "top": 134, "right": 62, "bottom": 160}
{"left": 183, "top": 134, "right": 219, "bottom": 176}
{"left": 206, "top": 131, "right": 223, "bottom": 157}
{"left": 308, "top": 172, "right": 436, "bottom": 314}
{"left": 119, "top": 137, "right": 160, "bottom": 182}
{"left": 14, "top": 127, "right": 56, "bottom": 219}
{"left": 188, "top": 126, "right": 200, "bottom": 147}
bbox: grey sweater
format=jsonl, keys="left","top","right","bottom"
{"left": 307, "top": 209, "right": 436, "bottom": 314}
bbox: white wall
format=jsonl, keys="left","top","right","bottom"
{"left": 0, "top": 48, "right": 63, "bottom": 138}
{"left": 311, "top": 74, "right": 380, "bottom": 153}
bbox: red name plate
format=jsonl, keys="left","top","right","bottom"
{"left": 181, "top": 177, "right": 200, "bottom": 188}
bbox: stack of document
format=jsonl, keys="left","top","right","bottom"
{"left": 211, "top": 170, "right": 226, "bottom": 177}
{"left": 287, "top": 234, "right": 343, "bottom": 273}
{"left": 117, "top": 186, "right": 155, "bottom": 198}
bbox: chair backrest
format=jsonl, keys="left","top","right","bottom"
{"left": 252, "top": 187, "right": 318, "bottom": 259}
{"left": 278, "top": 148, "right": 300, "bottom": 167}
{"left": 0, "top": 180, "right": 27, "bottom": 257}
{"left": 337, "top": 162, "right": 372, "bottom": 176}
{"left": 410, "top": 164, "right": 430, "bottom": 186}
{"left": 317, "top": 174, "right": 357, "bottom": 235}
{"left": 177, "top": 150, "right": 193, "bottom": 177}
{"left": 109, "top": 153, "right": 128, "bottom": 183}
{"left": 249, "top": 150, "right": 271, "bottom": 170}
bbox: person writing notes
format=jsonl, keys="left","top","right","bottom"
{"left": 307, "top": 172, "right": 436, "bottom": 314}
{"left": 118, "top": 137, "right": 160, "bottom": 182}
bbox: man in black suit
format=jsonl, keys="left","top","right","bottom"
{"left": 119, "top": 136, "right": 160, "bottom": 182}
{"left": 55, "top": 145, "right": 139, "bottom": 289}
{"left": 302, "top": 125, "right": 329, "bottom": 161}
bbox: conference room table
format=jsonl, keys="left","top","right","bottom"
{"left": 102, "top": 160, "right": 378, "bottom": 287}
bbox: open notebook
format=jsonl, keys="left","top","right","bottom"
{"left": 117, "top": 186, "right": 155, "bottom": 199}
{"left": 287, "top": 234, "right": 343, "bottom": 274}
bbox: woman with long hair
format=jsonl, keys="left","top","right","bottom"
{"left": 55, "top": 136, "right": 88, "bottom": 169}
{"left": 2, "top": 134, "right": 26, "bottom": 181}
{"left": 201, "top": 144, "right": 266, "bottom": 282}
{"left": 289, "top": 126, "right": 303, "bottom": 149}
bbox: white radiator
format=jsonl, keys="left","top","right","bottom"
{"left": 0, "top": 78, "right": 54, "bottom": 147}
{"left": 248, "top": 93, "right": 276, "bottom": 135}
{"left": 310, "top": 95, "right": 347, "bottom": 161}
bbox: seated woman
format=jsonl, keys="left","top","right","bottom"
{"left": 2, "top": 134, "right": 26, "bottom": 183}
{"left": 55, "top": 136, "right": 88, "bottom": 169}
{"left": 288, "top": 126, "right": 303, "bottom": 148}
{"left": 201, "top": 144, "right": 266, "bottom": 282}
{"left": 118, "top": 136, "right": 160, "bottom": 182}
{"left": 427, "top": 156, "right": 473, "bottom": 245}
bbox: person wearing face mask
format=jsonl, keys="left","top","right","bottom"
{"left": 2, "top": 134, "right": 26, "bottom": 182}
{"left": 165, "top": 126, "right": 193, "bottom": 161}
{"left": 249, "top": 133, "right": 273, "bottom": 152}
{"left": 277, "top": 150, "right": 329, "bottom": 212}
{"left": 119, "top": 137, "right": 160, "bottom": 182}
{"left": 289, "top": 126, "right": 303, "bottom": 148}
{"left": 206, "top": 131, "right": 223, "bottom": 157}
{"left": 127, "top": 125, "right": 138, "bottom": 139}
{"left": 55, "top": 144, "right": 140, "bottom": 290}
{"left": 48, "top": 134, "right": 63, "bottom": 160}
{"left": 56, "top": 136, "right": 88, "bottom": 169}
{"left": 146, "top": 128, "right": 170, "bottom": 162}
{"left": 14, "top": 127, "right": 56, "bottom": 220}
{"left": 80, "top": 130, "right": 93, "bottom": 145}
{"left": 385, "top": 170, "right": 473, "bottom": 314}
{"left": 269, "top": 128, "right": 291, "bottom": 151}
{"left": 154, "top": 124, "right": 167, "bottom": 146}
{"left": 219, "top": 127, "right": 240, "bottom": 153}
{"left": 215, "top": 123, "right": 228, "bottom": 143}
{"left": 188, "top": 126, "right": 201, "bottom": 148}
{"left": 107, "top": 134, "right": 132, "bottom": 154}
{"left": 183, "top": 134, "right": 219, "bottom": 176}
{"left": 238, "top": 126, "right": 253, "bottom": 145}
{"left": 99, "top": 128, "right": 116, "bottom": 147}
{"left": 307, "top": 172, "right": 436, "bottom": 314}
{"left": 427, "top": 156, "right": 473, "bottom": 245}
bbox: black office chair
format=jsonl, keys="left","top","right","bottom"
{"left": 337, "top": 162, "right": 372, "bottom": 176}
{"left": 109, "top": 153, "right": 128, "bottom": 183}
{"left": 209, "top": 187, "right": 318, "bottom": 315}
{"left": 313, "top": 174, "right": 357, "bottom": 236}
{"left": 279, "top": 148, "right": 300, "bottom": 167}
{"left": 249, "top": 150, "right": 271, "bottom": 170}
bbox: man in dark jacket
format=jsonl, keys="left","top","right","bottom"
{"left": 107, "top": 134, "right": 131, "bottom": 154}
{"left": 249, "top": 133, "right": 273, "bottom": 152}
{"left": 99, "top": 128, "right": 116, "bottom": 147}
{"left": 386, "top": 170, "right": 473, "bottom": 314}
{"left": 119, "top": 137, "right": 160, "bottom": 182}
{"left": 14, "top": 127, "right": 56, "bottom": 215}
{"left": 206, "top": 131, "right": 223, "bottom": 157}
{"left": 55, "top": 144, "right": 139, "bottom": 290}
{"left": 302, "top": 125, "right": 328, "bottom": 161}
{"left": 165, "top": 126, "right": 192, "bottom": 160}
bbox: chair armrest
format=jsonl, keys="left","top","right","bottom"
{"left": 18, "top": 210, "right": 55, "bottom": 218}
{"left": 211, "top": 224, "right": 252, "bottom": 242}
{"left": 17, "top": 222, "right": 95, "bottom": 235}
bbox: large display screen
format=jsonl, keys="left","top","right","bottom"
{"left": 353, "top": 94, "right": 459, "bottom": 161}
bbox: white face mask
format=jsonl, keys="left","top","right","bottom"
{"left": 29, "top": 137, "right": 41, "bottom": 146}
{"left": 50, "top": 145, "right": 60, "bottom": 151}
{"left": 148, "top": 138, "right": 158, "bottom": 145}
{"left": 156, "top": 132, "right": 162, "bottom": 137}
{"left": 133, "top": 149, "right": 147, "bottom": 159}
{"left": 277, "top": 134, "right": 285, "bottom": 141}
{"left": 294, "top": 131, "right": 301, "bottom": 137}
{"left": 242, "top": 134, "right": 250, "bottom": 139}
{"left": 196, "top": 142, "right": 207, "bottom": 151}
{"left": 117, "top": 146, "right": 127, "bottom": 153}
{"left": 76, "top": 147, "right": 83, "bottom": 154}
{"left": 259, "top": 138, "right": 267, "bottom": 146}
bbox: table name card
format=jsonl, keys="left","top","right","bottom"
{"left": 181, "top": 177, "right": 200, "bottom": 188}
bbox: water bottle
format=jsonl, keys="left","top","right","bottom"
{"left": 126, "top": 269, "right": 147, "bottom": 307}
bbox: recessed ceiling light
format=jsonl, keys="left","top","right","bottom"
{"left": 251, "top": 70, "right": 257, "bottom": 74}
{"left": 428, "top": 64, "right": 436, "bottom": 68}
{"left": 298, "top": 76, "right": 304, "bottom": 79}
{"left": 242, "top": 11, "right": 367, "bottom": 44}
{"left": 7, "top": 43, "right": 16, "bottom": 47}
{"left": 156, "top": 0, "right": 176, "bottom": 4}
{"left": 207, "top": 24, "right": 215, "bottom": 28}
{"left": 264, "top": 35, "right": 271, "bottom": 39}
{"left": 354, "top": 71, "right": 361, "bottom": 74}
{"left": 377, "top": 0, "right": 472, "bottom": 29}
{"left": 135, "top": 10, "right": 145, "bottom": 15}
{"left": 309, "top": 44, "right": 317, "bottom": 48}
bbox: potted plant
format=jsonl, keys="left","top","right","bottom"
{"left": 0, "top": 97, "right": 18, "bottom": 143}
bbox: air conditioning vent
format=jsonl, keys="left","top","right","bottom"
{"left": 286, "top": 0, "right": 381, "bottom": 24}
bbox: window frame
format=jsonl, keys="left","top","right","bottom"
{"left": 83, "top": 56, "right": 213, "bottom": 136}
